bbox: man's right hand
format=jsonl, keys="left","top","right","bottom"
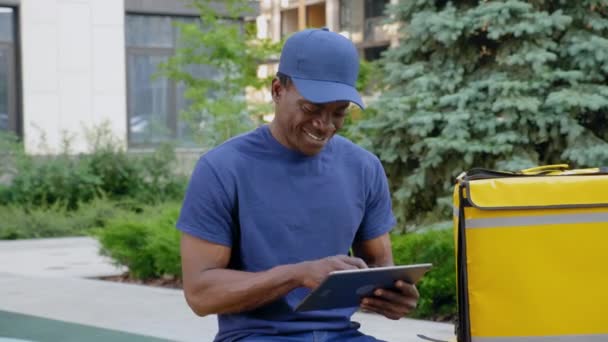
{"left": 294, "top": 255, "right": 368, "bottom": 289}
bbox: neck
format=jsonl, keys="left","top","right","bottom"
{"left": 269, "top": 120, "right": 291, "bottom": 149}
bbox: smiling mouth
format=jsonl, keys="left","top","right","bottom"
{"left": 303, "top": 129, "right": 326, "bottom": 142}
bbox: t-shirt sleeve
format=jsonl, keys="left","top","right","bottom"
{"left": 176, "top": 157, "right": 235, "bottom": 247}
{"left": 355, "top": 155, "right": 396, "bottom": 242}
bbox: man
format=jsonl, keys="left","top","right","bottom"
{"left": 176, "top": 28, "right": 419, "bottom": 342}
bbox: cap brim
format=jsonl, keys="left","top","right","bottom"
{"left": 290, "top": 77, "right": 365, "bottom": 109}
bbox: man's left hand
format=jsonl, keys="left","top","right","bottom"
{"left": 360, "top": 280, "right": 419, "bottom": 320}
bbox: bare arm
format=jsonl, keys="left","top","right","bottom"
{"left": 352, "top": 232, "right": 394, "bottom": 267}
{"left": 181, "top": 232, "right": 367, "bottom": 316}
{"left": 180, "top": 232, "right": 301, "bottom": 316}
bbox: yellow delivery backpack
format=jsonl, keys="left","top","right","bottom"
{"left": 453, "top": 164, "right": 608, "bottom": 342}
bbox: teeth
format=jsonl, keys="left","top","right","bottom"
{"left": 304, "top": 130, "right": 324, "bottom": 141}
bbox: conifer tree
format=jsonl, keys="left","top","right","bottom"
{"left": 355, "top": 0, "right": 608, "bottom": 229}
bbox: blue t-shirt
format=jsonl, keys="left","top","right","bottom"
{"left": 176, "top": 124, "right": 396, "bottom": 342}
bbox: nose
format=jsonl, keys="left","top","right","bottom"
{"left": 312, "top": 113, "right": 334, "bottom": 131}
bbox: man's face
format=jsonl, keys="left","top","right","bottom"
{"left": 271, "top": 79, "right": 350, "bottom": 156}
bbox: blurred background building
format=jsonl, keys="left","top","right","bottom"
{"left": 257, "top": 0, "right": 398, "bottom": 59}
{"left": 0, "top": 0, "right": 396, "bottom": 154}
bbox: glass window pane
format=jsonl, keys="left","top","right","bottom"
{"left": 339, "top": 0, "right": 352, "bottom": 31}
{"left": 281, "top": 9, "right": 298, "bottom": 38}
{"left": 0, "top": 8, "right": 13, "bottom": 43}
{"left": 175, "top": 82, "right": 196, "bottom": 147}
{"left": 0, "top": 47, "right": 8, "bottom": 131}
{"left": 127, "top": 53, "right": 172, "bottom": 145}
{"left": 364, "top": 44, "right": 388, "bottom": 61}
{"left": 365, "top": 0, "right": 389, "bottom": 19}
{"left": 175, "top": 63, "right": 219, "bottom": 147}
{"left": 126, "top": 15, "right": 173, "bottom": 48}
{"left": 126, "top": 14, "right": 214, "bottom": 147}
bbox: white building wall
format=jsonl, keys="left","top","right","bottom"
{"left": 21, "top": 0, "right": 126, "bottom": 154}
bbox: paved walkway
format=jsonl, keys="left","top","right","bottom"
{"left": 0, "top": 237, "right": 456, "bottom": 342}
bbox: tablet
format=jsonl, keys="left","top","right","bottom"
{"left": 294, "top": 263, "right": 433, "bottom": 312}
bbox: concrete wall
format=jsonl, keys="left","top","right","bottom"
{"left": 21, "top": 0, "right": 126, "bottom": 154}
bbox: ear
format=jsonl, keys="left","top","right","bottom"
{"left": 271, "top": 78, "right": 282, "bottom": 103}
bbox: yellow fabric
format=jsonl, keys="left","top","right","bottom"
{"left": 465, "top": 208, "right": 608, "bottom": 336}
{"left": 467, "top": 175, "right": 608, "bottom": 209}
{"left": 455, "top": 169, "right": 608, "bottom": 339}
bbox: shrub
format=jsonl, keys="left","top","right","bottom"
{"left": 0, "top": 136, "right": 187, "bottom": 210}
{"left": 0, "top": 198, "right": 125, "bottom": 239}
{"left": 391, "top": 225, "right": 456, "bottom": 321}
{"left": 85, "top": 147, "right": 142, "bottom": 199}
{"left": 0, "top": 131, "right": 21, "bottom": 179}
{"left": 4, "top": 153, "right": 102, "bottom": 209}
{"left": 0, "top": 204, "right": 72, "bottom": 239}
{"left": 83, "top": 120, "right": 187, "bottom": 204}
{"left": 95, "top": 203, "right": 182, "bottom": 280}
{"left": 131, "top": 144, "right": 188, "bottom": 204}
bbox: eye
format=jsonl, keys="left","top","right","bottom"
{"left": 334, "top": 110, "right": 346, "bottom": 118}
{"left": 301, "top": 104, "right": 318, "bottom": 114}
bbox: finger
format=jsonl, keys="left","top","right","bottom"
{"left": 336, "top": 260, "right": 360, "bottom": 270}
{"left": 359, "top": 304, "right": 375, "bottom": 314}
{"left": 396, "top": 281, "right": 419, "bottom": 299}
{"left": 361, "top": 298, "right": 404, "bottom": 320}
{"left": 338, "top": 256, "right": 368, "bottom": 269}
{"left": 366, "top": 291, "right": 417, "bottom": 316}
{"left": 373, "top": 288, "right": 416, "bottom": 310}
{"left": 327, "top": 257, "right": 360, "bottom": 272}
{"left": 360, "top": 299, "right": 387, "bottom": 315}
{"left": 360, "top": 303, "right": 384, "bottom": 316}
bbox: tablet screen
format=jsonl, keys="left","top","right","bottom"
{"left": 295, "top": 263, "right": 432, "bottom": 312}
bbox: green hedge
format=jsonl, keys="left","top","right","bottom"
{"left": 95, "top": 203, "right": 182, "bottom": 280}
{"left": 391, "top": 225, "right": 456, "bottom": 321}
{"left": 0, "top": 198, "right": 130, "bottom": 240}
{"left": 0, "top": 132, "right": 187, "bottom": 210}
{"left": 96, "top": 204, "right": 457, "bottom": 320}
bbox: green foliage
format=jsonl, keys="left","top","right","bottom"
{"left": 341, "top": 59, "right": 382, "bottom": 142}
{"left": 0, "top": 125, "right": 187, "bottom": 210}
{"left": 159, "top": 0, "right": 282, "bottom": 147}
{"left": 391, "top": 226, "right": 456, "bottom": 321}
{"left": 0, "top": 131, "right": 21, "bottom": 176}
{"left": 355, "top": 58, "right": 379, "bottom": 95}
{"left": 0, "top": 198, "right": 126, "bottom": 240}
{"left": 95, "top": 203, "right": 182, "bottom": 280}
{"left": 355, "top": 0, "right": 608, "bottom": 230}
{"left": 4, "top": 151, "right": 102, "bottom": 210}
{"left": 85, "top": 143, "right": 187, "bottom": 205}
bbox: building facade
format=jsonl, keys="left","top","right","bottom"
{"left": 0, "top": 0, "right": 227, "bottom": 154}
{"left": 1, "top": 0, "right": 395, "bottom": 154}
{"left": 257, "top": 0, "right": 398, "bottom": 59}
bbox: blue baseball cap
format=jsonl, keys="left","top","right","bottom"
{"left": 278, "top": 28, "right": 364, "bottom": 109}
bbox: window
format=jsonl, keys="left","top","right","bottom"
{"left": 0, "top": 7, "right": 16, "bottom": 134}
{"left": 363, "top": 44, "right": 389, "bottom": 61}
{"left": 363, "top": 0, "right": 390, "bottom": 43}
{"left": 125, "top": 14, "right": 211, "bottom": 148}
{"left": 306, "top": 3, "right": 326, "bottom": 28}
{"left": 339, "top": 0, "right": 353, "bottom": 32}
{"left": 281, "top": 8, "right": 298, "bottom": 38}
{"left": 364, "top": 0, "right": 389, "bottom": 19}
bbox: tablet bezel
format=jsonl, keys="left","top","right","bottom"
{"left": 294, "top": 263, "right": 433, "bottom": 312}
